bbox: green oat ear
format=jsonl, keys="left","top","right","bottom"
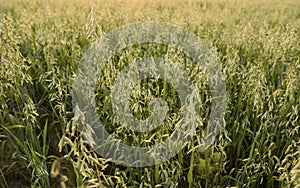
{"left": 291, "top": 163, "right": 300, "bottom": 188}
{"left": 291, "top": 146, "right": 300, "bottom": 188}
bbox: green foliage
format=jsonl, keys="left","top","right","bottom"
{"left": 0, "top": 0, "right": 299, "bottom": 187}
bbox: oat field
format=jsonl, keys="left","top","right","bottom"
{"left": 0, "top": 0, "right": 299, "bottom": 187}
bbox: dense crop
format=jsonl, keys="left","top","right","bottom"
{"left": 0, "top": 0, "right": 299, "bottom": 187}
